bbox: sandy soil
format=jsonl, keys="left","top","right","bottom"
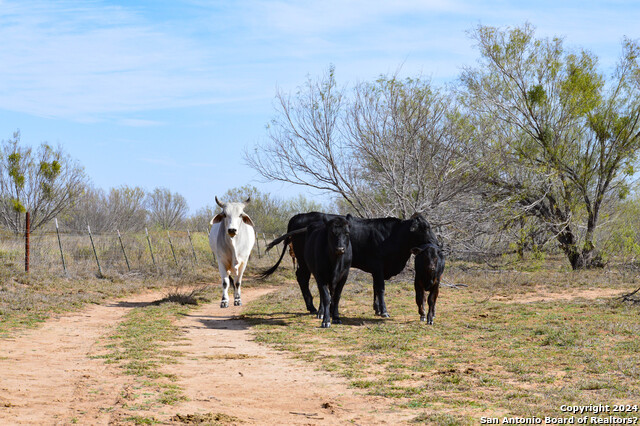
{"left": 0, "top": 287, "right": 412, "bottom": 425}
{"left": 0, "top": 291, "right": 162, "bottom": 425}
{"left": 1, "top": 284, "right": 625, "bottom": 425}
{"left": 492, "top": 287, "right": 627, "bottom": 303}
{"left": 159, "top": 287, "right": 413, "bottom": 425}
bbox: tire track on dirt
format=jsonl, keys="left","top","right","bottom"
{"left": 160, "top": 287, "right": 413, "bottom": 425}
{"left": 1, "top": 287, "right": 414, "bottom": 425}
{"left": 0, "top": 291, "right": 164, "bottom": 425}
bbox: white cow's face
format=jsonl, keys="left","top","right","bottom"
{"left": 210, "top": 197, "right": 254, "bottom": 238}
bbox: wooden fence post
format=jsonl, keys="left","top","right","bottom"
{"left": 24, "top": 211, "right": 30, "bottom": 273}
{"left": 262, "top": 233, "right": 273, "bottom": 260}
{"left": 167, "top": 230, "right": 178, "bottom": 267}
{"left": 145, "top": 228, "right": 156, "bottom": 269}
{"left": 187, "top": 230, "right": 198, "bottom": 264}
{"left": 117, "top": 230, "right": 131, "bottom": 272}
{"left": 255, "top": 231, "right": 262, "bottom": 259}
{"left": 87, "top": 225, "right": 103, "bottom": 277}
{"left": 54, "top": 218, "right": 67, "bottom": 274}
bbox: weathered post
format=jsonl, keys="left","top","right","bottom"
{"left": 145, "top": 228, "right": 156, "bottom": 268}
{"left": 87, "top": 225, "right": 103, "bottom": 277}
{"left": 187, "top": 230, "right": 198, "bottom": 264}
{"left": 255, "top": 232, "right": 262, "bottom": 259}
{"left": 54, "top": 218, "right": 67, "bottom": 274}
{"left": 167, "top": 230, "right": 178, "bottom": 267}
{"left": 24, "top": 211, "right": 30, "bottom": 273}
{"left": 262, "top": 233, "right": 272, "bottom": 260}
{"left": 117, "top": 230, "right": 131, "bottom": 272}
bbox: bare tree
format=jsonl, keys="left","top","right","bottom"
{"left": 0, "top": 131, "right": 87, "bottom": 233}
{"left": 345, "top": 75, "right": 484, "bottom": 223}
{"left": 107, "top": 186, "right": 147, "bottom": 232}
{"left": 245, "top": 68, "right": 488, "bottom": 253}
{"left": 146, "top": 187, "right": 188, "bottom": 230}
{"left": 62, "top": 184, "right": 147, "bottom": 233}
{"left": 245, "top": 66, "right": 366, "bottom": 216}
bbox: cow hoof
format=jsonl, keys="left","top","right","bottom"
{"left": 234, "top": 300, "right": 242, "bottom": 306}
{"left": 420, "top": 316, "right": 426, "bottom": 322}
{"left": 220, "top": 301, "right": 229, "bottom": 308}
{"left": 380, "top": 312, "right": 390, "bottom": 318}
{"left": 427, "top": 319, "right": 434, "bottom": 325}
{"left": 321, "top": 322, "right": 331, "bottom": 328}
{"left": 316, "top": 313, "right": 324, "bottom": 319}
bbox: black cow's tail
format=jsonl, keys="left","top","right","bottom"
{"left": 259, "top": 227, "right": 308, "bottom": 279}
{"left": 265, "top": 227, "right": 307, "bottom": 251}
{"left": 259, "top": 237, "right": 290, "bottom": 279}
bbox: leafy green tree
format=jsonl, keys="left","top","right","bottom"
{"left": 461, "top": 23, "right": 640, "bottom": 269}
{"left": 0, "top": 131, "right": 87, "bottom": 233}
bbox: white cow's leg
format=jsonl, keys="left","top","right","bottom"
{"left": 219, "top": 265, "right": 231, "bottom": 308}
{"left": 233, "top": 261, "right": 247, "bottom": 306}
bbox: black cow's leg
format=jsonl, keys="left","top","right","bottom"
{"left": 414, "top": 279, "right": 426, "bottom": 321}
{"left": 331, "top": 277, "right": 347, "bottom": 325}
{"left": 317, "top": 289, "right": 324, "bottom": 319}
{"left": 319, "top": 282, "right": 332, "bottom": 328}
{"left": 426, "top": 282, "right": 439, "bottom": 325}
{"left": 373, "top": 273, "right": 389, "bottom": 317}
{"left": 296, "top": 264, "right": 317, "bottom": 314}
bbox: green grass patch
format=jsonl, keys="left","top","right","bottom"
{"left": 96, "top": 289, "right": 215, "bottom": 412}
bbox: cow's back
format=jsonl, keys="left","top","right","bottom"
{"left": 288, "top": 212, "right": 403, "bottom": 276}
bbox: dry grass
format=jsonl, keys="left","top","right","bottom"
{"left": 243, "top": 257, "right": 640, "bottom": 424}
{"left": 0, "top": 229, "right": 286, "bottom": 337}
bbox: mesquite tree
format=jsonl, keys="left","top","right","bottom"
{"left": 245, "top": 67, "right": 481, "bottom": 227}
{"left": 0, "top": 131, "right": 87, "bottom": 233}
{"left": 461, "top": 24, "right": 640, "bottom": 269}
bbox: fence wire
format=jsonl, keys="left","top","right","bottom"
{"left": 0, "top": 227, "right": 280, "bottom": 277}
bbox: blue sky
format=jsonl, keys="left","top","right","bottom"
{"left": 1, "top": 0, "right": 639, "bottom": 213}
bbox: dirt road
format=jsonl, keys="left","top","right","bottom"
{"left": 0, "top": 287, "right": 411, "bottom": 425}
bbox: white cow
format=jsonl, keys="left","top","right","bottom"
{"left": 209, "top": 196, "right": 256, "bottom": 308}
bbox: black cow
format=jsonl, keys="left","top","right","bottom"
{"left": 411, "top": 243, "right": 445, "bottom": 324}
{"left": 305, "top": 216, "right": 352, "bottom": 328}
{"left": 262, "top": 211, "right": 437, "bottom": 317}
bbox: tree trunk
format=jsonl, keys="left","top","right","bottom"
{"left": 557, "top": 229, "right": 603, "bottom": 270}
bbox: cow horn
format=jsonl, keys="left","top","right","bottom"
{"left": 244, "top": 197, "right": 251, "bottom": 204}
{"left": 215, "top": 196, "right": 226, "bottom": 208}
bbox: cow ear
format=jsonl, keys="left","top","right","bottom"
{"left": 210, "top": 214, "right": 225, "bottom": 225}
{"left": 241, "top": 213, "right": 255, "bottom": 227}
{"left": 346, "top": 213, "right": 353, "bottom": 222}
{"left": 411, "top": 246, "right": 423, "bottom": 255}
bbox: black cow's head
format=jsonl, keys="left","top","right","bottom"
{"left": 324, "top": 214, "right": 351, "bottom": 256}
{"left": 408, "top": 213, "right": 437, "bottom": 245}
{"left": 411, "top": 244, "right": 440, "bottom": 272}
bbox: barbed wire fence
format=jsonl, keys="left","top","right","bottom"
{"left": 0, "top": 215, "right": 282, "bottom": 278}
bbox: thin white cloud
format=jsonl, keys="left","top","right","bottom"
{"left": 118, "top": 118, "right": 164, "bottom": 127}
{"left": 0, "top": 0, "right": 238, "bottom": 120}
{"left": 1, "top": 0, "right": 637, "bottom": 123}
